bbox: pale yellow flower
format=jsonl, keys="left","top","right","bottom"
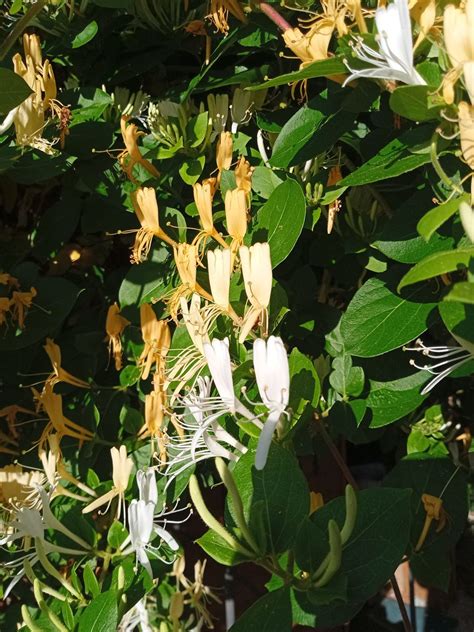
{"left": 234, "top": 156, "right": 253, "bottom": 194}
{"left": 225, "top": 188, "right": 248, "bottom": 247}
{"left": 82, "top": 445, "right": 133, "bottom": 520}
{"left": 119, "top": 116, "right": 160, "bottom": 182}
{"left": 216, "top": 131, "right": 233, "bottom": 173}
{"left": 0, "top": 464, "right": 44, "bottom": 508}
{"left": 443, "top": 0, "right": 474, "bottom": 103}
{"left": 239, "top": 242, "right": 273, "bottom": 342}
{"left": 208, "top": 0, "right": 246, "bottom": 34}
{"left": 131, "top": 187, "right": 176, "bottom": 263}
{"left": 139, "top": 304, "right": 171, "bottom": 380}
{"left": 207, "top": 248, "right": 232, "bottom": 310}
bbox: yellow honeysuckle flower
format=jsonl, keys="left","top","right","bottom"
{"left": 208, "top": 0, "right": 246, "bottom": 34}
{"left": 0, "top": 464, "right": 45, "bottom": 508}
{"left": 0, "top": 404, "right": 35, "bottom": 439}
{"left": 238, "top": 242, "right": 273, "bottom": 342}
{"left": 169, "top": 244, "right": 213, "bottom": 321}
{"left": 225, "top": 188, "right": 248, "bottom": 247}
{"left": 459, "top": 101, "right": 474, "bottom": 170}
{"left": 12, "top": 34, "right": 57, "bottom": 151}
{"left": 415, "top": 493, "right": 448, "bottom": 551}
{"left": 44, "top": 338, "right": 90, "bottom": 389}
{"left": 409, "top": 0, "right": 436, "bottom": 48}
{"left": 0, "top": 273, "right": 19, "bottom": 288}
{"left": 207, "top": 248, "right": 232, "bottom": 310}
{"left": 0, "top": 297, "right": 12, "bottom": 326}
{"left": 119, "top": 116, "right": 161, "bottom": 183}
{"left": 216, "top": 131, "right": 233, "bottom": 173}
{"left": 443, "top": 0, "right": 474, "bottom": 104}
{"left": 105, "top": 303, "right": 130, "bottom": 371}
{"left": 139, "top": 303, "right": 171, "bottom": 380}
{"left": 11, "top": 287, "right": 36, "bottom": 329}
{"left": 82, "top": 445, "right": 133, "bottom": 520}
{"left": 234, "top": 156, "right": 253, "bottom": 194}
{"left": 130, "top": 186, "right": 176, "bottom": 263}
{"left": 192, "top": 179, "right": 228, "bottom": 250}
{"left": 38, "top": 383, "right": 94, "bottom": 452}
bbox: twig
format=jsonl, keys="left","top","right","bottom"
{"left": 315, "top": 414, "right": 413, "bottom": 632}
{"left": 0, "top": 0, "right": 50, "bottom": 61}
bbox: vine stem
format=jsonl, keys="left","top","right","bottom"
{"left": 315, "top": 414, "right": 413, "bottom": 632}
{"left": 257, "top": 2, "right": 291, "bottom": 32}
{"left": 0, "top": 0, "right": 50, "bottom": 61}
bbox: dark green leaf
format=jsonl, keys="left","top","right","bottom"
{"left": 78, "top": 590, "right": 118, "bottom": 632}
{"left": 367, "top": 369, "right": 428, "bottom": 427}
{"left": 229, "top": 587, "right": 292, "bottom": 632}
{"left": 389, "top": 85, "right": 442, "bottom": 121}
{"left": 196, "top": 530, "right": 249, "bottom": 566}
{"left": 0, "top": 68, "right": 32, "bottom": 114}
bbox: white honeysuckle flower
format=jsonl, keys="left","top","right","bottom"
{"left": 207, "top": 248, "right": 232, "bottom": 311}
{"left": 203, "top": 338, "right": 236, "bottom": 410}
{"left": 0, "top": 106, "right": 19, "bottom": 135}
{"left": 118, "top": 598, "right": 152, "bottom": 632}
{"left": 459, "top": 201, "right": 474, "bottom": 243}
{"left": 239, "top": 243, "right": 273, "bottom": 342}
{"left": 344, "top": 0, "right": 426, "bottom": 87}
{"left": 163, "top": 377, "right": 247, "bottom": 486}
{"left": 253, "top": 337, "right": 290, "bottom": 470}
{"left": 405, "top": 338, "right": 474, "bottom": 394}
{"left": 0, "top": 507, "right": 45, "bottom": 545}
{"left": 137, "top": 469, "right": 158, "bottom": 506}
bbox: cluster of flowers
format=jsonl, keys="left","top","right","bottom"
{"left": 0, "top": 272, "right": 37, "bottom": 330}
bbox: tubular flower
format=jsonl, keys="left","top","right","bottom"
{"left": 0, "top": 404, "right": 34, "bottom": 439}
{"left": 44, "top": 338, "right": 90, "bottom": 389}
{"left": 216, "top": 131, "right": 233, "bottom": 174}
{"left": 105, "top": 303, "right": 130, "bottom": 371}
{"left": 238, "top": 243, "right": 273, "bottom": 342}
{"left": 192, "top": 178, "right": 228, "bottom": 249}
{"left": 140, "top": 373, "right": 173, "bottom": 438}
{"left": 225, "top": 188, "right": 248, "bottom": 248}
{"left": 234, "top": 156, "right": 253, "bottom": 194}
{"left": 0, "top": 465, "right": 44, "bottom": 508}
{"left": 11, "top": 34, "right": 57, "bottom": 151}
{"left": 208, "top": 0, "right": 246, "bottom": 34}
{"left": 119, "top": 116, "right": 160, "bottom": 182}
{"left": 443, "top": 0, "right": 474, "bottom": 104}
{"left": 409, "top": 0, "right": 436, "bottom": 49}
{"left": 169, "top": 243, "right": 213, "bottom": 321}
{"left": 459, "top": 201, "right": 474, "bottom": 242}
{"left": 253, "top": 336, "right": 290, "bottom": 470}
{"left": 172, "top": 557, "right": 221, "bottom": 630}
{"left": 207, "top": 248, "right": 232, "bottom": 311}
{"left": 37, "top": 383, "right": 94, "bottom": 452}
{"left": 131, "top": 187, "right": 176, "bottom": 264}
{"left": 10, "top": 287, "right": 37, "bottom": 329}
{"left": 0, "top": 297, "right": 12, "bottom": 326}
{"left": 207, "top": 94, "right": 229, "bottom": 137}
{"left": 83, "top": 445, "right": 133, "bottom": 520}
{"left": 344, "top": 0, "right": 426, "bottom": 87}
{"left": 139, "top": 304, "right": 171, "bottom": 380}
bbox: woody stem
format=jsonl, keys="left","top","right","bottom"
{"left": 257, "top": 2, "right": 291, "bottom": 32}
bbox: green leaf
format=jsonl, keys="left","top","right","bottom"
{"left": 417, "top": 196, "right": 467, "bottom": 241}
{"left": 329, "top": 355, "right": 365, "bottom": 398}
{"left": 438, "top": 301, "right": 474, "bottom": 349}
{"left": 72, "top": 21, "right": 99, "bottom": 49}
{"left": 251, "top": 179, "right": 306, "bottom": 267}
{"left": 196, "top": 530, "right": 249, "bottom": 566}
{"left": 83, "top": 562, "right": 101, "bottom": 598}
{"left": 229, "top": 443, "right": 309, "bottom": 554}
{"left": 339, "top": 125, "right": 434, "bottom": 187}
{"left": 0, "top": 277, "right": 78, "bottom": 351}
{"left": 78, "top": 590, "right": 118, "bottom": 632}
{"left": 389, "top": 85, "right": 442, "bottom": 122}
{"left": 340, "top": 275, "right": 437, "bottom": 357}
{"left": 229, "top": 587, "right": 292, "bottom": 632}
{"left": 250, "top": 57, "right": 346, "bottom": 90}
{"left": 367, "top": 369, "right": 428, "bottom": 427}
{"left": 444, "top": 281, "right": 474, "bottom": 304}
{"left": 251, "top": 166, "right": 284, "bottom": 199}
{"left": 292, "top": 488, "right": 412, "bottom": 628}
{"left": 0, "top": 68, "right": 32, "bottom": 114}
{"left": 179, "top": 154, "right": 205, "bottom": 185}
{"left": 385, "top": 456, "right": 468, "bottom": 590}
{"left": 288, "top": 348, "right": 320, "bottom": 424}
{"left": 107, "top": 521, "right": 128, "bottom": 549}
{"left": 397, "top": 247, "right": 474, "bottom": 291}
{"left": 119, "top": 252, "right": 171, "bottom": 307}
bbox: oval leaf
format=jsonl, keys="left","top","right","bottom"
{"left": 398, "top": 247, "right": 474, "bottom": 291}
{"left": 0, "top": 68, "right": 32, "bottom": 115}
{"left": 72, "top": 21, "right": 99, "bottom": 49}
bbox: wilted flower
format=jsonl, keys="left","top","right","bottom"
{"left": 253, "top": 336, "right": 290, "bottom": 470}
{"left": 139, "top": 304, "right": 171, "bottom": 380}
{"left": 44, "top": 338, "right": 90, "bottom": 389}
{"left": 344, "top": 0, "right": 426, "bottom": 87}
{"left": 443, "top": 0, "right": 474, "bottom": 104}
{"left": 105, "top": 303, "right": 130, "bottom": 370}
{"left": 10, "top": 287, "right": 36, "bottom": 329}
{"left": 207, "top": 0, "right": 246, "bottom": 34}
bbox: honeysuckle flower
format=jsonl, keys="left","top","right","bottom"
{"left": 216, "top": 131, "right": 233, "bottom": 173}
{"left": 0, "top": 297, "right": 12, "bottom": 326}
{"left": 238, "top": 242, "right": 273, "bottom": 342}
{"left": 137, "top": 469, "right": 158, "bottom": 505}
{"left": 0, "top": 465, "right": 44, "bottom": 508}
{"left": 38, "top": 383, "right": 94, "bottom": 451}
{"left": 253, "top": 336, "right": 290, "bottom": 470}
{"left": 119, "top": 116, "right": 160, "bottom": 182}
{"left": 409, "top": 0, "right": 436, "bottom": 49}
{"left": 207, "top": 93, "right": 229, "bottom": 137}
{"left": 83, "top": 445, "right": 133, "bottom": 520}
{"left": 234, "top": 156, "right": 253, "bottom": 194}
{"left": 130, "top": 186, "right": 176, "bottom": 264}
{"left": 344, "top": 0, "right": 426, "bottom": 87}
{"left": 44, "top": 338, "right": 90, "bottom": 389}
{"left": 0, "top": 404, "right": 33, "bottom": 439}
{"left": 192, "top": 179, "right": 228, "bottom": 249}
{"left": 12, "top": 34, "right": 57, "bottom": 151}
{"left": 225, "top": 188, "right": 248, "bottom": 247}
{"left": 459, "top": 201, "right": 474, "bottom": 242}
{"left": 118, "top": 599, "right": 152, "bottom": 632}
{"left": 173, "top": 556, "right": 221, "bottom": 631}
{"left": 105, "top": 303, "right": 130, "bottom": 371}
{"left": 0, "top": 273, "right": 19, "bottom": 287}
{"left": 141, "top": 380, "right": 167, "bottom": 438}
{"left": 443, "top": 0, "right": 474, "bottom": 104}
{"left": 207, "top": 248, "right": 232, "bottom": 310}
{"left": 10, "top": 287, "right": 36, "bottom": 329}
{"left": 139, "top": 303, "right": 171, "bottom": 380}
{"left": 203, "top": 338, "right": 235, "bottom": 410}
{"left": 207, "top": 0, "right": 246, "bottom": 34}
{"left": 170, "top": 244, "right": 213, "bottom": 321}
{"left": 405, "top": 338, "right": 474, "bottom": 394}
{"left": 163, "top": 377, "right": 247, "bottom": 483}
